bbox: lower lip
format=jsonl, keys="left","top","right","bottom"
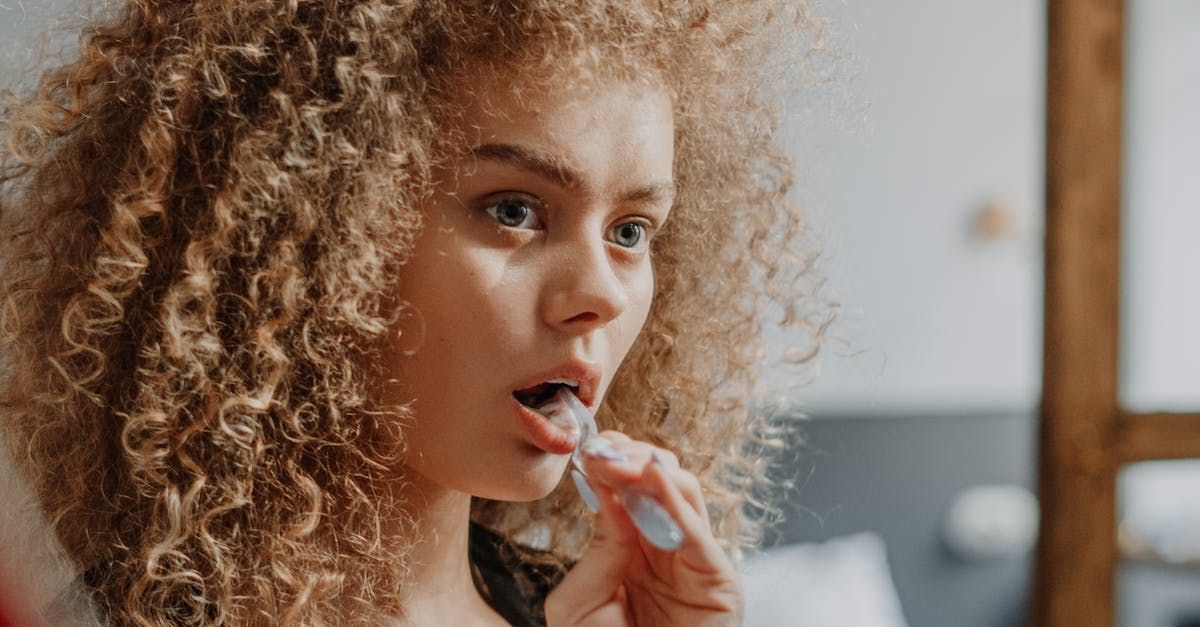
{"left": 513, "top": 398, "right": 579, "bottom": 455}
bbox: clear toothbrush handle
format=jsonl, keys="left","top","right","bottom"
{"left": 618, "top": 487, "right": 685, "bottom": 551}
{"left": 547, "top": 387, "right": 686, "bottom": 552}
{"left": 570, "top": 468, "right": 601, "bottom": 513}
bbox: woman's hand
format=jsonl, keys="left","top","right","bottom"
{"left": 544, "top": 431, "right": 743, "bottom": 626}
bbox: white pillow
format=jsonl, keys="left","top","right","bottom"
{"left": 740, "top": 533, "right": 908, "bottom": 627}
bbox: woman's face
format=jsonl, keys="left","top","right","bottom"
{"left": 386, "top": 70, "right": 676, "bottom": 501}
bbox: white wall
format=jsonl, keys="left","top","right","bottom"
{"left": 1118, "top": 4, "right": 1200, "bottom": 624}
{"left": 768, "top": 0, "right": 1046, "bottom": 415}
{"left": 1122, "top": 0, "right": 1200, "bottom": 413}
{"left": 769, "top": 0, "right": 1200, "bottom": 416}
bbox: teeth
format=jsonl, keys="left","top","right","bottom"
{"left": 546, "top": 378, "right": 580, "bottom": 389}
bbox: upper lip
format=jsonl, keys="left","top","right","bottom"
{"left": 512, "top": 358, "right": 602, "bottom": 409}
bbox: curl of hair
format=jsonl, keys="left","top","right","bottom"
{"left": 0, "top": 0, "right": 836, "bottom": 623}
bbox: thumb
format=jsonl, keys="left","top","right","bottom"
{"left": 546, "top": 477, "right": 639, "bottom": 625}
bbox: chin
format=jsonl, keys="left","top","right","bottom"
{"left": 475, "top": 455, "right": 570, "bottom": 502}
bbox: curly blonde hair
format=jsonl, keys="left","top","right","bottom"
{"left": 0, "top": 0, "right": 834, "bottom": 623}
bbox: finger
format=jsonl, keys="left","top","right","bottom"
{"left": 583, "top": 445, "right": 710, "bottom": 526}
{"left": 580, "top": 435, "right": 712, "bottom": 534}
{"left": 581, "top": 436, "right": 674, "bottom": 485}
{"left": 645, "top": 446, "right": 680, "bottom": 469}
{"left": 544, "top": 478, "right": 639, "bottom": 625}
{"left": 595, "top": 429, "right": 633, "bottom": 445}
{"left": 639, "top": 456, "right": 732, "bottom": 573}
{"left": 650, "top": 456, "right": 711, "bottom": 532}
{"left": 593, "top": 432, "right": 681, "bottom": 470}
{"left": 580, "top": 437, "right": 648, "bottom": 485}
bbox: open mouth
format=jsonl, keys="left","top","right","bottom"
{"left": 513, "top": 380, "right": 580, "bottom": 413}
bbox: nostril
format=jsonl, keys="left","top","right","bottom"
{"left": 565, "top": 312, "right": 600, "bottom": 325}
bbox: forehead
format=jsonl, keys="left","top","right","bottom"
{"left": 440, "top": 67, "right": 676, "bottom": 192}
{"left": 461, "top": 69, "right": 669, "bottom": 122}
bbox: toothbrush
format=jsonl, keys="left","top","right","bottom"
{"left": 541, "top": 387, "right": 685, "bottom": 552}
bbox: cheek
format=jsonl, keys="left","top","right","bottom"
{"left": 406, "top": 243, "right": 508, "bottom": 328}
{"left": 620, "top": 267, "right": 657, "bottom": 349}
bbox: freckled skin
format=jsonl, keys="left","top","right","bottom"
{"left": 382, "top": 71, "right": 675, "bottom": 502}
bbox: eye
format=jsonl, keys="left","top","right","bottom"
{"left": 483, "top": 196, "right": 544, "bottom": 230}
{"left": 607, "top": 220, "right": 651, "bottom": 249}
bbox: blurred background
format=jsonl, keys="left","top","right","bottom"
{"left": 744, "top": 1, "right": 1200, "bottom": 627}
{"left": 1, "top": 1, "right": 1197, "bottom": 626}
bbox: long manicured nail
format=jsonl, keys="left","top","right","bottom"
{"left": 571, "top": 469, "right": 600, "bottom": 512}
{"left": 582, "top": 437, "right": 629, "bottom": 462}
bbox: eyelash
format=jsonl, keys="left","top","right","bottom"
{"left": 480, "top": 194, "right": 657, "bottom": 252}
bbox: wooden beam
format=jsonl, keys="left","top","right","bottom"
{"left": 1118, "top": 412, "right": 1200, "bottom": 462}
{"left": 1033, "top": 1, "right": 1125, "bottom": 626}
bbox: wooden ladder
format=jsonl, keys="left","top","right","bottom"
{"left": 1034, "top": 1, "right": 1200, "bottom": 625}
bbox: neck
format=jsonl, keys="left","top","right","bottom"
{"left": 392, "top": 470, "right": 499, "bottom": 625}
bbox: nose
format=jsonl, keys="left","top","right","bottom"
{"left": 541, "top": 237, "right": 630, "bottom": 334}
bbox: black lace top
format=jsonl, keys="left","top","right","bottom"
{"left": 51, "top": 523, "right": 567, "bottom": 626}
{"left": 469, "top": 522, "right": 568, "bottom": 626}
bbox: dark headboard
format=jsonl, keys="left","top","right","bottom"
{"left": 770, "top": 413, "right": 1035, "bottom": 627}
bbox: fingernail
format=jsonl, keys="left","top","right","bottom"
{"left": 583, "top": 437, "right": 629, "bottom": 462}
{"left": 571, "top": 469, "right": 600, "bottom": 512}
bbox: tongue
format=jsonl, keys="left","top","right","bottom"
{"left": 537, "top": 388, "right": 595, "bottom": 465}
{"left": 535, "top": 389, "right": 579, "bottom": 429}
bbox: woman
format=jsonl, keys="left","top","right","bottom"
{"left": 0, "top": 1, "right": 829, "bottom": 624}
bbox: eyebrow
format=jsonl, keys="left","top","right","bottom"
{"left": 468, "top": 142, "right": 676, "bottom": 206}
